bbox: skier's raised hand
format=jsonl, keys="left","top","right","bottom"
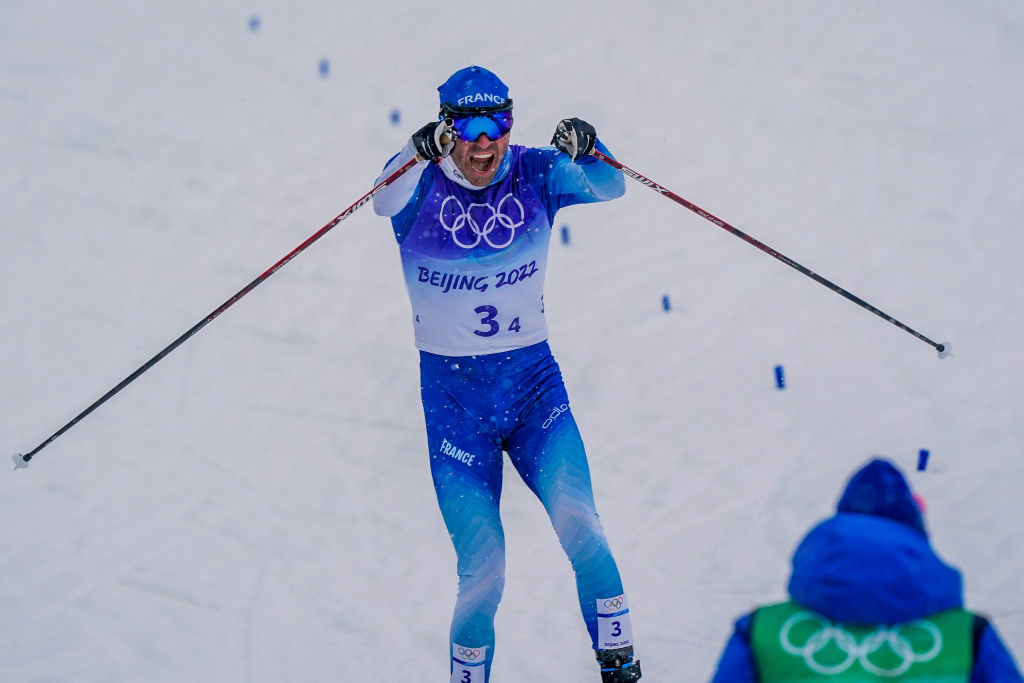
{"left": 551, "top": 117, "right": 597, "bottom": 162}
{"left": 412, "top": 120, "right": 456, "bottom": 161}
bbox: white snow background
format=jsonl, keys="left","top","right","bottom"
{"left": 3, "top": 1, "right": 1023, "bottom": 681}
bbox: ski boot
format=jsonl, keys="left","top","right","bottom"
{"left": 596, "top": 645, "right": 641, "bottom": 682}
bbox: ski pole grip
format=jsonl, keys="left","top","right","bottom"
{"left": 414, "top": 131, "right": 454, "bottom": 163}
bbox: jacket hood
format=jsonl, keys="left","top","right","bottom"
{"left": 788, "top": 458, "right": 963, "bottom": 624}
{"left": 836, "top": 458, "right": 926, "bottom": 535}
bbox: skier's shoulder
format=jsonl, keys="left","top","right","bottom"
{"left": 510, "top": 144, "right": 575, "bottom": 190}
{"left": 515, "top": 142, "right": 561, "bottom": 166}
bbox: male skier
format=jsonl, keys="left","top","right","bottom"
{"left": 373, "top": 66, "right": 640, "bottom": 683}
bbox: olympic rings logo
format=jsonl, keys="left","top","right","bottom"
{"left": 779, "top": 610, "right": 943, "bottom": 677}
{"left": 457, "top": 647, "right": 482, "bottom": 661}
{"left": 604, "top": 597, "right": 625, "bottom": 610}
{"left": 438, "top": 194, "right": 524, "bottom": 250}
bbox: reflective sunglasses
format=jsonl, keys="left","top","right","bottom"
{"left": 441, "top": 102, "right": 514, "bottom": 141}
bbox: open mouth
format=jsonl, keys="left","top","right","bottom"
{"left": 469, "top": 153, "right": 494, "bottom": 174}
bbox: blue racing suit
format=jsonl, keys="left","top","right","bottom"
{"left": 374, "top": 139, "right": 633, "bottom": 682}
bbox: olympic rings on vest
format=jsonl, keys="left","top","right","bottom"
{"left": 439, "top": 194, "right": 525, "bottom": 249}
{"left": 779, "top": 610, "right": 943, "bottom": 676}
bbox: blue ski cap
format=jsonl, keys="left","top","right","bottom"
{"left": 438, "top": 66, "right": 510, "bottom": 111}
{"left": 836, "top": 458, "right": 926, "bottom": 535}
{"left": 438, "top": 66, "right": 513, "bottom": 141}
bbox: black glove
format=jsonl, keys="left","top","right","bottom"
{"left": 551, "top": 117, "right": 597, "bottom": 162}
{"left": 412, "top": 120, "right": 455, "bottom": 161}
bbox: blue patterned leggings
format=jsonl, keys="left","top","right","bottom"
{"left": 420, "top": 341, "right": 631, "bottom": 682}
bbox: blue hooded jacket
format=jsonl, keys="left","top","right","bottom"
{"left": 709, "top": 459, "right": 1022, "bottom": 683}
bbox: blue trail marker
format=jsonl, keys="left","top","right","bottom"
{"left": 248, "top": 15, "right": 261, "bottom": 31}
{"left": 318, "top": 59, "right": 330, "bottom": 78}
{"left": 774, "top": 365, "right": 785, "bottom": 389}
{"left": 661, "top": 294, "right": 671, "bottom": 312}
{"left": 918, "top": 449, "right": 930, "bottom": 471}
{"left": 560, "top": 225, "right": 570, "bottom": 245}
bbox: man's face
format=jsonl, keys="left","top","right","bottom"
{"left": 450, "top": 131, "right": 510, "bottom": 187}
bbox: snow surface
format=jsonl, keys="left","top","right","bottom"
{"left": 3, "top": 1, "right": 1023, "bottom": 681}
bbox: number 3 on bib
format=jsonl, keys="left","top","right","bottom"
{"left": 472, "top": 305, "right": 520, "bottom": 337}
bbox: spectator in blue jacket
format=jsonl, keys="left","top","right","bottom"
{"left": 710, "top": 457, "right": 1022, "bottom": 682}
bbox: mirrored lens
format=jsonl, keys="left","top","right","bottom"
{"left": 450, "top": 111, "right": 513, "bottom": 141}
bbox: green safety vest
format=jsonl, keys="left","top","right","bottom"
{"left": 750, "top": 601, "right": 973, "bottom": 682}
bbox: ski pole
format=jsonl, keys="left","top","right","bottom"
{"left": 592, "top": 149, "right": 950, "bottom": 359}
{"left": 12, "top": 156, "right": 421, "bottom": 470}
